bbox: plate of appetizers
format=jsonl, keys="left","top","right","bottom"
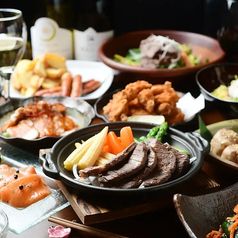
{"left": 0, "top": 141, "right": 69, "bottom": 234}
{"left": 94, "top": 80, "right": 205, "bottom": 126}
{"left": 98, "top": 30, "right": 225, "bottom": 79}
{"left": 0, "top": 96, "right": 95, "bottom": 147}
{"left": 9, "top": 55, "right": 114, "bottom": 101}
{"left": 201, "top": 119, "right": 238, "bottom": 170}
{"left": 39, "top": 121, "right": 209, "bottom": 198}
{"left": 173, "top": 182, "right": 238, "bottom": 238}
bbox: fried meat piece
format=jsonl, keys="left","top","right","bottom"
{"left": 137, "top": 88, "right": 155, "bottom": 113}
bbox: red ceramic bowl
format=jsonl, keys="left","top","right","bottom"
{"left": 98, "top": 30, "right": 225, "bottom": 79}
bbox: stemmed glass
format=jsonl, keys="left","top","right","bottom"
{"left": 0, "top": 8, "right": 27, "bottom": 99}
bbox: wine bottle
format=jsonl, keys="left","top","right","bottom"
{"left": 30, "top": 0, "right": 74, "bottom": 59}
{"left": 73, "top": 0, "right": 114, "bottom": 61}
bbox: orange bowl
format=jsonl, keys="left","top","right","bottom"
{"left": 98, "top": 30, "right": 225, "bottom": 79}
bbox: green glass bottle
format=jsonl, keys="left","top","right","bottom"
{"left": 30, "top": 0, "right": 74, "bottom": 59}
{"left": 73, "top": 0, "right": 114, "bottom": 61}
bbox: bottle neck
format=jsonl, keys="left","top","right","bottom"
{"left": 74, "top": 0, "right": 113, "bottom": 32}
{"left": 45, "top": 0, "right": 74, "bottom": 29}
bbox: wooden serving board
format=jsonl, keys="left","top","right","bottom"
{"left": 55, "top": 170, "right": 220, "bottom": 225}
{"left": 40, "top": 148, "right": 220, "bottom": 225}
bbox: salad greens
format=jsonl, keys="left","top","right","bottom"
{"left": 114, "top": 43, "right": 203, "bottom": 69}
{"left": 114, "top": 48, "right": 142, "bottom": 66}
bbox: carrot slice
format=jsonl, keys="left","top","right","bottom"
{"left": 234, "top": 204, "right": 238, "bottom": 214}
{"left": 120, "top": 126, "right": 134, "bottom": 148}
{"left": 102, "top": 145, "right": 110, "bottom": 153}
{"left": 180, "top": 52, "right": 193, "bottom": 67}
{"left": 107, "top": 131, "right": 124, "bottom": 154}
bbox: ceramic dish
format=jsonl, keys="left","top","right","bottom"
{"left": 173, "top": 182, "right": 238, "bottom": 238}
{"left": 196, "top": 63, "right": 238, "bottom": 112}
{"left": 0, "top": 96, "right": 95, "bottom": 148}
{"left": 98, "top": 30, "right": 225, "bottom": 79}
{"left": 0, "top": 140, "right": 69, "bottom": 234}
{"left": 10, "top": 60, "right": 114, "bottom": 101}
{"left": 94, "top": 89, "right": 204, "bottom": 125}
{"left": 39, "top": 122, "right": 209, "bottom": 198}
{"left": 201, "top": 119, "right": 238, "bottom": 171}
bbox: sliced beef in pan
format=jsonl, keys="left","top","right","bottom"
{"left": 79, "top": 142, "right": 137, "bottom": 178}
{"left": 163, "top": 142, "right": 190, "bottom": 177}
{"left": 142, "top": 138, "right": 176, "bottom": 187}
{"left": 98, "top": 141, "right": 148, "bottom": 183}
{"left": 116, "top": 146, "right": 158, "bottom": 189}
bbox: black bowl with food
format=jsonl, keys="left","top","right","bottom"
{"left": 39, "top": 122, "right": 209, "bottom": 198}
{"left": 173, "top": 182, "right": 238, "bottom": 238}
{"left": 0, "top": 96, "right": 95, "bottom": 150}
{"left": 196, "top": 63, "right": 238, "bottom": 112}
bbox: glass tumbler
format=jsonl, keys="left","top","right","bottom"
{"left": 0, "top": 210, "right": 8, "bottom": 238}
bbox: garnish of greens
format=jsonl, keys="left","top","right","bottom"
{"left": 114, "top": 48, "right": 142, "bottom": 66}
{"left": 113, "top": 43, "right": 203, "bottom": 69}
{"left": 134, "top": 122, "right": 189, "bottom": 155}
{"left": 198, "top": 115, "right": 213, "bottom": 142}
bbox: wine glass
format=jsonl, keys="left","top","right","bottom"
{"left": 0, "top": 8, "right": 27, "bottom": 99}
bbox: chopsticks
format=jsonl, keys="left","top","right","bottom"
{"left": 48, "top": 216, "right": 129, "bottom": 238}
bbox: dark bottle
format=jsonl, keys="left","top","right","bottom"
{"left": 217, "top": 0, "right": 238, "bottom": 60}
{"left": 73, "top": 0, "right": 114, "bottom": 61}
{"left": 30, "top": 0, "right": 74, "bottom": 59}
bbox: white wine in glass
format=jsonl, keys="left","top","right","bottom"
{"left": 0, "top": 8, "right": 27, "bottom": 99}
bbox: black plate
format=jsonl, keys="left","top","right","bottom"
{"left": 0, "top": 96, "right": 95, "bottom": 149}
{"left": 174, "top": 182, "right": 238, "bottom": 238}
{"left": 94, "top": 89, "right": 198, "bottom": 128}
{"left": 39, "top": 122, "right": 209, "bottom": 197}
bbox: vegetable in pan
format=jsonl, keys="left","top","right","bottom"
{"left": 134, "top": 122, "right": 189, "bottom": 154}
{"left": 134, "top": 122, "right": 168, "bottom": 143}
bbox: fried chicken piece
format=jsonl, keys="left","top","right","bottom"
{"left": 128, "top": 97, "right": 139, "bottom": 107}
{"left": 103, "top": 91, "right": 129, "bottom": 122}
{"left": 154, "top": 89, "right": 179, "bottom": 105}
{"left": 129, "top": 108, "right": 151, "bottom": 116}
{"left": 137, "top": 88, "right": 155, "bottom": 113}
{"left": 124, "top": 80, "right": 152, "bottom": 100}
{"left": 151, "top": 81, "right": 172, "bottom": 95}
{"left": 156, "top": 102, "right": 173, "bottom": 115}
{"left": 165, "top": 108, "right": 185, "bottom": 125}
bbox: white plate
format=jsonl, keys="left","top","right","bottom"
{"left": 10, "top": 60, "right": 114, "bottom": 101}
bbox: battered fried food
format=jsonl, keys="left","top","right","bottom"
{"left": 103, "top": 80, "right": 184, "bottom": 125}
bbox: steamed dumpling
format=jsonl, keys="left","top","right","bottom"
{"left": 221, "top": 144, "right": 238, "bottom": 164}
{"left": 210, "top": 128, "right": 238, "bottom": 156}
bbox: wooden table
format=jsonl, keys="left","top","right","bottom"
{"left": 3, "top": 72, "right": 238, "bottom": 238}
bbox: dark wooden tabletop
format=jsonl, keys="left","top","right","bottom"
{"left": 2, "top": 71, "right": 238, "bottom": 238}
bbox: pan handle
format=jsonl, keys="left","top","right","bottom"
{"left": 39, "top": 152, "right": 60, "bottom": 179}
{"left": 185, "top": 131, "right": 210, "bottom": 154}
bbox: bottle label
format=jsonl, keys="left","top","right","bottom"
{"left": 74, "top": 27, "right": 114, "bottom": 61}
{"left": 30, "top": 17, "right": 73, "bottom": 59}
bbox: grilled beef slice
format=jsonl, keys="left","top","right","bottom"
{"left": 116, "top": 146, "right": 158, "bottom": 189}
{"left": 98, "top": 141, "right": 148, "bottom": 183}
{"left": 142, "top": 138, "right": 176, "bottom": 187}
{"left": 79, "top": 142, "right": 137, "bottom": 178}
{"left": 163, "top": 142, "right": 190, "bottom": 176}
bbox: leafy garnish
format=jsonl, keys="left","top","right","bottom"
{"left": 198, "top": 115, "right": 213, "bottom": 142}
